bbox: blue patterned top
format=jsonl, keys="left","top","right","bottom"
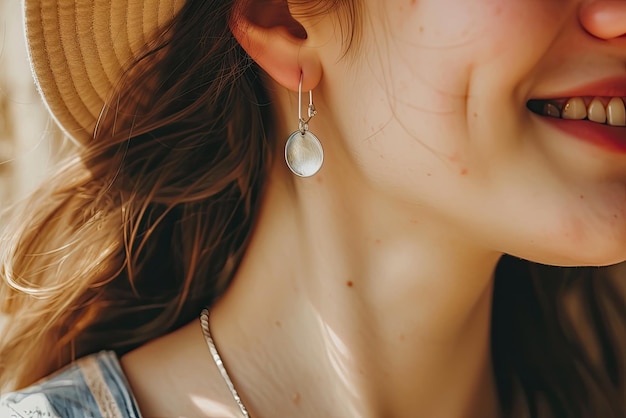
{"left": 0, "top": 351, "right": 141, "bottom": 418}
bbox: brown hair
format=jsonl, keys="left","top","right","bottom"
{"left": 0, "top": 1, "right": 623, "bottom": 416}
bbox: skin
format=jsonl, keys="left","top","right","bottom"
{"left": 121, "top": 1, "right": 626, "bottom": 417}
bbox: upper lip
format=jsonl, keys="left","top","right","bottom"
{"left": 530, "top": 76, "right": 626, "bottom": 99}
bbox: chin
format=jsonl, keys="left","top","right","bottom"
{"left": 540, "top": 206, "right": 626, "bottom": 267}
{"left": 503, "top": 217, "right": 626, "bottom": 268}
{"left": 523, "top": 238, "right": 626, "bottom": 268}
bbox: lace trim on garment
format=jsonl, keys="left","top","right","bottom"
{"left": 78, "top": 356, "right": 125, "bottom": 418}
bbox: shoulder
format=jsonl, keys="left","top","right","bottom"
{"left": 120, "top": 320, "right": 243, "bottom": 417}
{"left": 0, "top": 351, "right": 141, "bottom": 418}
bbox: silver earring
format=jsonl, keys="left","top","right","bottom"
{"left": 284, "top": 75, "right": 324, "bottom": 177}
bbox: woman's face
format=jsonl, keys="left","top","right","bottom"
{"left": 313, "top": 0, "right": 626, "bottom": 266}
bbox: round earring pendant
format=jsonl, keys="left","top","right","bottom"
{"left": 285, "top": 130, "right": 324, "bottom": 177}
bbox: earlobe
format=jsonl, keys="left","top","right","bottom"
{"left": 229, "top": 3, "right": 322, "bottom": 92}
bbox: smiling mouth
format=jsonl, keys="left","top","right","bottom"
{"left": 527, "top": 96, "right": 626, "bottom": 126}
{"left": 526, "top": 95, "right": 626, "bottom": 153}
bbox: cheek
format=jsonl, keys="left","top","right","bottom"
{"left": 372, "top": 2, "right": 518, "bottom": 140}
{"left": 364, "top": 0, "right": 565, "bottom": 164}
{"left": 345, "top": 1, "right": 562, "bottom": 184}
{"left": 382, "top": 0, "right": 561, "bottom": 83}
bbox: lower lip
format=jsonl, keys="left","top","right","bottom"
{"left": 538, "top": 116, "right": 626, "bottom": 153}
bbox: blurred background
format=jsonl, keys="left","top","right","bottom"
{"left": 1, "top": 0, "right": 65, "bottom": 209}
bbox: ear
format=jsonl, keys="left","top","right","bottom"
{"left": 230, "top": 0, "right": 323, "bottom": 92}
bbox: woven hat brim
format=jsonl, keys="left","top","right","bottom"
{"left": 24, "top": 0, "right": 184, "bottom": 143}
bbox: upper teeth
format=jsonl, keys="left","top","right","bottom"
{"left": 543, "top": 97, "right": 626, "bottom": 127}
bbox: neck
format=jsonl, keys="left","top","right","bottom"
{"left": 209, "top": 154, "right": 502, "bottom": 417}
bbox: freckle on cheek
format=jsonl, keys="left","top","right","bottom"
{"left": 346, "top": 281, "right": 354, "bottom": 288}
{"left": 460, "top": 168, "right": 469, "bottom": 175}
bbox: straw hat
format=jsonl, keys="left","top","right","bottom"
{"left": 24, "top": 0, "right": 185, "bottom": 142}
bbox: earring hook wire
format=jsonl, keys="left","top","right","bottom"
{"left": 298, "top": 74, "right": 317, "bottom": 134}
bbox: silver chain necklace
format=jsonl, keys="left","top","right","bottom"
{"left": 200, "top": 308, "right": 251, "bottom": 418}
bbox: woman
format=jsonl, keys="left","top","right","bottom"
{"left": 1, "top": 0, "right": 625, "bottom": 416}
